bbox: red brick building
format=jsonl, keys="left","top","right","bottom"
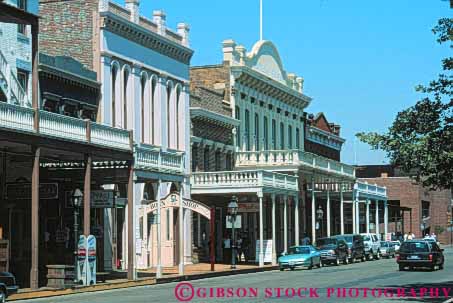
{"left": 356, "top": 165, "right": 452, "bottom": 244}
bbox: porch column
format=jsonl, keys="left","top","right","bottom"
{"left": 311, "top": 179, "right": 316, "bottom": 245}
{"left": 127, "top": 163, "right": 135, "bottom": 280}
{"left": 179, "top": 183, "right": 184, "bottom": 275}
{"left": 352, "top": 192, "right": 356, "bottom": 234}
{"left": 384, "top": 201, "right": 388, "bottom": 236}
{"left": 258, "top": 192, "right": 264, "bottom": 267}
{"left": 197, "top": 214, "right": 201, "bottom": 247}
{"left": 30, "top": 147, "right": 40, "bottom": 289}
{"left": 326, "top": 187, "right": 331, "bottom": 237}
{"left": 294, "top": 195, "right": 299, "bottom": 246}
{"left": 84, "top": 155, "right": 92, "bottom": 236}
{"left": 271, "top": 194, "right": 277, "bottom": 265}
{"left": 375, "top": 200, "right": 380, "bottom": 237}
{"left": 340, "top": 184, "right": 344, "bottom": 235}
{"left": 156, "top": 179, "right": 162, "bottom": 278}
{"left": 366, "top": 199, "right": 370, "bottom": 233}
{"left": 283, "top": 195, "right": 288, "bottom": 252}
{"left": 356, "top": 196, "right": 360, "bottom": 233}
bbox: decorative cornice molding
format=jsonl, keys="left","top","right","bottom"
{"left": 100, "top": 12, "right": 194, "bottom": 65}
{"left": 190, "top": 107, "right": 240, "bottom": 128}
{"left": 306, "top": 125, "right": 345, "bottom": 151}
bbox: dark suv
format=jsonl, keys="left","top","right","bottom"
{"left": 397, "top": 240, "right": 445, "bottom": 271}
{"left": 0, "top": 272, "right": 19, "bottom": 303}
{"left": 334, "top": 234, "right": 366, "bottom": 263}
{"left": 317, "top": 237, "right": 349, "bottom": 266}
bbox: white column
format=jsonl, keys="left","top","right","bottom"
{"left": 311, "top": 179, "right": 316, "bottom": 245}
{"left": 356, "top": 195, "right": 360, "bottom": 233}
{"left": 100, "top": 55, "right": 112, "bottom": 125}
{"left": 294, "top": 195, "right": 299, "bottom": 246}
{"left": 271, "top": 193, "right": 277, "bottom": 265}
{"left": 340, "top": 184, "right": 344, "bottom": 235}
{"left": 283, "top": 195, "right": 288, "bottom": 252}
{"left": 375, "top": 200, "right": 380, "bottom": 237}
{"left": 132, "top": 65, "right": 142, "bottom": 142}
{"left": 156, "top": 179, "right": 162, "bottom": 278}
{"left": 366, "top": 199, "right": 370, "bottom": 233}
{"left": 169, "top": 86, "right": 177, "bottom": 149}
{"left": 384, "top": 201, "right": 388, "bottom": 236}
{"left": 179, "top": 184, "right": 184, "bottom": 275}
{"left": 326, "top": 187, "right": 331, "bottom": 237}
{"left": 197, "top": 213, "right": 201, "bottom": 247}
{"left": 258, "top": 192, "right": 264, "bottom": 267}
{"left": 352, "top": 193, "right": 356, "bottom": 234}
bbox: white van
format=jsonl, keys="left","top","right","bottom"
{"left": 360, "top": 233, "right": 381, "bottom": 260}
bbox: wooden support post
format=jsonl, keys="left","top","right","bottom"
{"left": 210, "top": 207, "right": 215, "bottom": 271}
{"left": 30, "top": 146, "right": 40, "bottom": 289}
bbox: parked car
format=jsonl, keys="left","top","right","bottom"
{"left": 0, "top": 272, "right": 19, "bottom": 303}
{"left": 317, "top": 237, "right": 349, "bottom": 265}
{"left": 390, "top": 240, "right": 401, "bottom": 252}
{"left": 397, "top": 240, "right": 444, "bottom": 271}
{"left": 380, "top": 241, "right": 396, "bottom": 258}
{"left": 278, "top": 245, "right": 322, "bottom": 271}
{"left": 334, "top": 234, "right": 366, "bottom": 263}
{"left": 361, "top": 233, "right": 381, "bottom": 260}
{"left": 423, "top": 237, "right": 441, "bottom": 247}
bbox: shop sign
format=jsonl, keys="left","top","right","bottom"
{"left": 238, "top": 203, "right": 259, "bottom": 213}
{"left": 90, "top": 190, "right": 114, "bottom": 208}
{"left": 144, "top": 193, "right": 211, "bottom": 220}
{"left": 255, "top": 240, "right": 273, "bottom": 263}
{"left": 226, "top": 215, "right": 242, "bottom": 229}
{"left": 6, "top": 183, "right": 58, "bottom": 200}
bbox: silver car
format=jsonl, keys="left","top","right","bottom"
{"left": 380, "top": 241, "right": 396, "bottom": 258}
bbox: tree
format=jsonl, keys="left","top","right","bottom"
{"left": 357, "top": 18, "right": 452, "bottom": 190}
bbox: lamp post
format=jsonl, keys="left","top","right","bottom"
{"left": 228, "top": 196, "right": 238, "bottom": 269}
{"left": 316, "top": 205, "right": 324, "bottom": 240}
{"left": 72, "top": 188, "right": 83, "bottom": 283}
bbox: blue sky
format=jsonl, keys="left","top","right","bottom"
{"left": 121, "top": 0, "right": 451, "bottom": 165}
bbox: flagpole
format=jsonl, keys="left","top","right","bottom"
{"left": 260, "top": 0, "right": 263, "bottom": 40}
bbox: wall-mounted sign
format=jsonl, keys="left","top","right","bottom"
{"left": 6, "top": 183, "right": 58, "bottom": 200}
{"left": 238, "top": 203, "right": 259, "bottom": 213}
{"left": 226, "top": 215, "right": 242, "bottom": 229}
{"left": 143, "top": 193, "right": 211, "bottom": 220}
{"left": 65, "top": 190, "right": 115, "bottom": 208}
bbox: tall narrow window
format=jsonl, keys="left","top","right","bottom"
{"left": 215, "top": 150, "right": 221, "bottom": 171}
{"left": 167, "top": 85, "right": 172, "bottom": 146}
{"left": 204, "top": 147, "right": 210, "bottom": 171}
{"left": 280, "top": 122, "right": 285, "bottom": 150}
{"left": 235, "top": 106, "right": 240, "bottom": 146}
{"left": 263, "top": 116, "right": 268, "bottom": 150}
{"left": 244, "top": 110, "right": 250, "bottom": 151}
{"left": 141, "top": 75, "right": 146, "bottom": 143}
{"left": 296, "top": 128, "right": 300, "bottom": 149}
{"left": 16, "top": 69, "right": 28, "bottom": 92}
{"left": 151, "top": 78, "right": 156, "bottom": 144}
{"left": 192, "top": 145, "right": 198, "bottom": 172}
{"left": 111, "top": 65, "right": 117, "bottom": 127}
{"left": 17, "top": 0, "right": 26, "bottom": 34}
{"left": 288, "top": 125, "right": 293, "bottom": 149}
{"left": 271, "top": 119, "right": 276, "bottom": 150}
{"left": 166, "top": 209, "right": 171, "bottom": 240}
{"left": 176, "top": 87, "right": 181, "bottom": 150}
{"left": 255, "top": 113, "right": 259, "bottom": 151}
{"left": 123, "top": 69, "right": 129, "bottom": 129}
{"left": 226, "top": 153, "right": 232, "bottom": 170}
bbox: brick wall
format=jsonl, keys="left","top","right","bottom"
{"left": 360, "top": 177, "right": 452, "bottom": 244}
{"left": 304, "top": 140, "right": 340, "bottom": 161}
{"left": 39, "top": 0, "right": 97, "bottom": 70}
{"left": 190, "top": 64, "right": 231, "bottom": 103}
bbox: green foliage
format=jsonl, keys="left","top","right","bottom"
{"left": 434, "top": 225, "right": 446, "bottom": 235}
{"left": 357, "top": 18, "right": 453, "bottom": 190}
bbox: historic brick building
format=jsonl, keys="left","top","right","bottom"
{"left": 356, "top": 165, "right": 452, "bottom": 244}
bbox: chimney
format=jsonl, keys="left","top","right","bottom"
{"left": 126, "top": 0, "right": 140, "bottom": 23}
{"left": 296, "top": 77, "right": 304, "bottom": 93}
{"left": 177, "top": 23, "right": 190, "bottom": 47}
{"left": 287, "top": 73, "right": 296, "bottom": 90}
{"left": 235, "top": 45, "right": 246, "bottom": 65}
{"left": 153, "top": 10, "right": 167, "bottom": 35}
{"left": 222, "top": 39, "right": 236, "bottom": 63}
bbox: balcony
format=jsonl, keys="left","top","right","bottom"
{"left": 355, "top": 181, "right": 387, "bottom": 199}
{"left": 0, "top": 102, "right": 132, "bottom": 151}
{"left": 135, "top": 143, "right": 185, "bottom": 176}
{"left": 235, "top": 150, "right": 355, "bottom": 179}
{"left": 191, "top": 170, "right": 298, "bottom": 195}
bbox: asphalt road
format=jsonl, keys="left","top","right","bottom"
{"left": 26, "top": 247, "right": 453, "bottom": 303}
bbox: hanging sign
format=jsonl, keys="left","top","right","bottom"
{"left": 238, "top": 203, "right": 259, "bottom": 213}
{"left": 143, "top": 193, "right": 211, "bottom": 220}
{"left": 6, "top": 183, "right": 58, "bottom": 200}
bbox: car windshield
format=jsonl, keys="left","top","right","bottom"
{"left": 424, "top": 238, "right": 435, "bottom": 242}
{"left": 342, "top": 236, "right": 353, "bottom": 243}
{"left": 380, "top": 242, "right": 389, "bottom": 247}
{"left": 317, "top": 238, "right": 337, "bottom": 247}
{"left": 363, "top": 235, "right": 371, "bottom": 241}
{"left": 288, "top": 247, "right": 310, "bottom": 255}
{"left": 400, "top": 242, "right": 429, "bottom": 253}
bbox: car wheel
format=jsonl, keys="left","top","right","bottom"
{"left": 439, "top": 263, "right": 444, "bottom": 270}
{"left": 431, "top": 265, "right": 436, "bottom": 271}
{"left": 367, "top": 252, "right": 373, "bottom": 261}
{"left": 375, "top": 251, "right": 381, "bottom": 260}
{"left": 0, "top": 288, "right": 5, "bottom": 303}
{"left": 318, "top": 261, "right": 322, "bottom": 268}
{"left": 361, "top": 255, "right": 366, "bottom": 262}
{"left": 399, "top": 265, "right": 405, "bottom": 271}
{"left": 343, "top": 257, "right": 349, "bottom": 265}
{"left": 308, "top": 260, "right": 313, "bottom": 270}
{"left": 335, "top": 257, "right": 340, "bottom": 266}
{"left": 279, "top": 268, "right": 284, "bottom": 271}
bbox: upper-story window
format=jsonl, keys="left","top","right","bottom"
{"left": 141, "top": 75, "right": 146, "bottom": 143}
{"left": 191, "top": 145, "right": 198, "bottom": 172}
{"left": 226, "top": 153, "right": 232, "bottom": 171}
{"left": 215, "top": 150, "right": 221, "bottom": 171}
{"left": 280, "top": 122, "right": 285, "bottom": 150}
{"left": 422, "top": 201, "right": 430, "bottom": 219}
{"left": 204, "top": 147, "right": 210, "bottom": 171}
{"left": 254, "top": 113, "right": 259, "bottom": 151}
{"left": 288, "top": 125, "right": 293, "bottom": 149}
{"left": 123, "top": 68, "right": 129, "bottom": 128}
{"left": 17, "top": 69, "right": 28, "bottom": 92}
{"left": 17, "top": 0, "right": 27, "bottom": 35}
{"left": 263, "top": 116, "right": 268, "bottom": 150}
{"left": 271, "top": 119, "right": 276, "bottom": 150}
{"left": 111, "top": 65, "right": 118, "bottom": 126}
{"left": 296, "top": 128, "right": 300, "bottom": 149}
{"left": 235, "top": 106, "right": 240, "bottom": 146}
{"left": 244, "top": 109, "right": 250, "bottom": 151}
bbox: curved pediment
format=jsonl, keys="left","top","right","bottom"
{"left": 247, "top": 40, "right": 286, "bottom": 83}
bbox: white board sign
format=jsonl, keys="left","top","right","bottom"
{"left": 226, "top": 215, "right": 242, "bottom": 229}
{"left": 255, "top": 240, "right": 273, "bottom": 263}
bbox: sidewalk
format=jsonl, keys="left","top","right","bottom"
{"left": 8, "top": 263, "right": 278, "bottom": 301}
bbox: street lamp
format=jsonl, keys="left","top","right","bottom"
{"left": 228, "top": 196, "right": 239, "bottom": 269}
{"left": 72, "top": 188, "right": 83, "bottom": 283}
{"left": 316, "top": 206, "right": 324, "bottom": 238}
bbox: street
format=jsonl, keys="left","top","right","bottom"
{"left": 25, "top": 248, "right": 453, "bottom": 303}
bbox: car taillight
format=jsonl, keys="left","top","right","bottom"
{"left": 396, "top": 255, "right": 400, "bottom": 261}
{"left": 348, "top": 248, "right": 352, "bottom": 254}
{"left": 429, "top": 254, "right": 433, "bottom": 262}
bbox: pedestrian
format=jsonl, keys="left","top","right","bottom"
{"left": 431, "top": 232, "right": 437, "bottom": 241}
{"left": 407, "top": 232, "right": 413, "bottom": 240}
{"left": 411, "top": 232, "right": 415, "bottom": 239}
{"left": 404, "top": 233, "right": 408, "bottom": 242}
{"left": 302, "top": 234, "right": 311, "bottom": 245}
{"left": 236, "top": 234, "right": 243, "bottom": 263}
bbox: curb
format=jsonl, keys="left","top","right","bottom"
{"left": 8, "top": 266, "right": 278, "bottom": 301}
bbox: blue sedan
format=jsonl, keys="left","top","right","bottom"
{"left": 278, "top": 245, "right": 322, "bottom": 271}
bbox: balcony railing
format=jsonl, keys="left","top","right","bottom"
{"left": 0, "top": 102, "right": 132, "bottom": 151}
{"left": 356, "top": 181, "right": 387, "bottom": 198}
{"left": 235, "top": 149, "right": 356, "bottom": 179}
{"left": 191, "top": 170, "right": 298, "bottom": 192}
{"left": 0, "top": 49, "right": 30, "bottom": 106}
{"left": 135, "top": 144, "right": 185, "bottom": 175}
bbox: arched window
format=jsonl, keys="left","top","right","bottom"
{"left": 280, "top": 122, "right": 285, "bottom": 149}
{"left": 272, "top": 119, "right": 276, "bottom": 150}
{"left": 176, "top": 85, "right": 182, "bottom": 150}
{"left": 263, "top": 116, "right": 268, "bottom": 150}
{"left": 255, "top": 113, "right": 259, "bottom": 151}
{"left": 235, "top": 106, "right": 240, "bottom": 146}
{"left": 244, "top": 109, "right": 250, "bottom": 151}
{"left": 166, "top": 83, "right": 172, "bottom": 146}
{"left": 204, "top": 147, "right": 210, "bottom": 171}
{"left": 288, "top": 125, "right": 293, "bottom": 149}
{"left": 123, "top": 68, "right": 130, "bottom": 129}
{"left": 151, "top": 77, "right": 157, "bottom": 144}
{"left": 141, "top": 74, "right": 147, "bottom": 143}
{"left": 296, "top": 128, "right": 300, "bottom": 149}
{"left": 111, "top": 64, "right": 118, "bottom": 127}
